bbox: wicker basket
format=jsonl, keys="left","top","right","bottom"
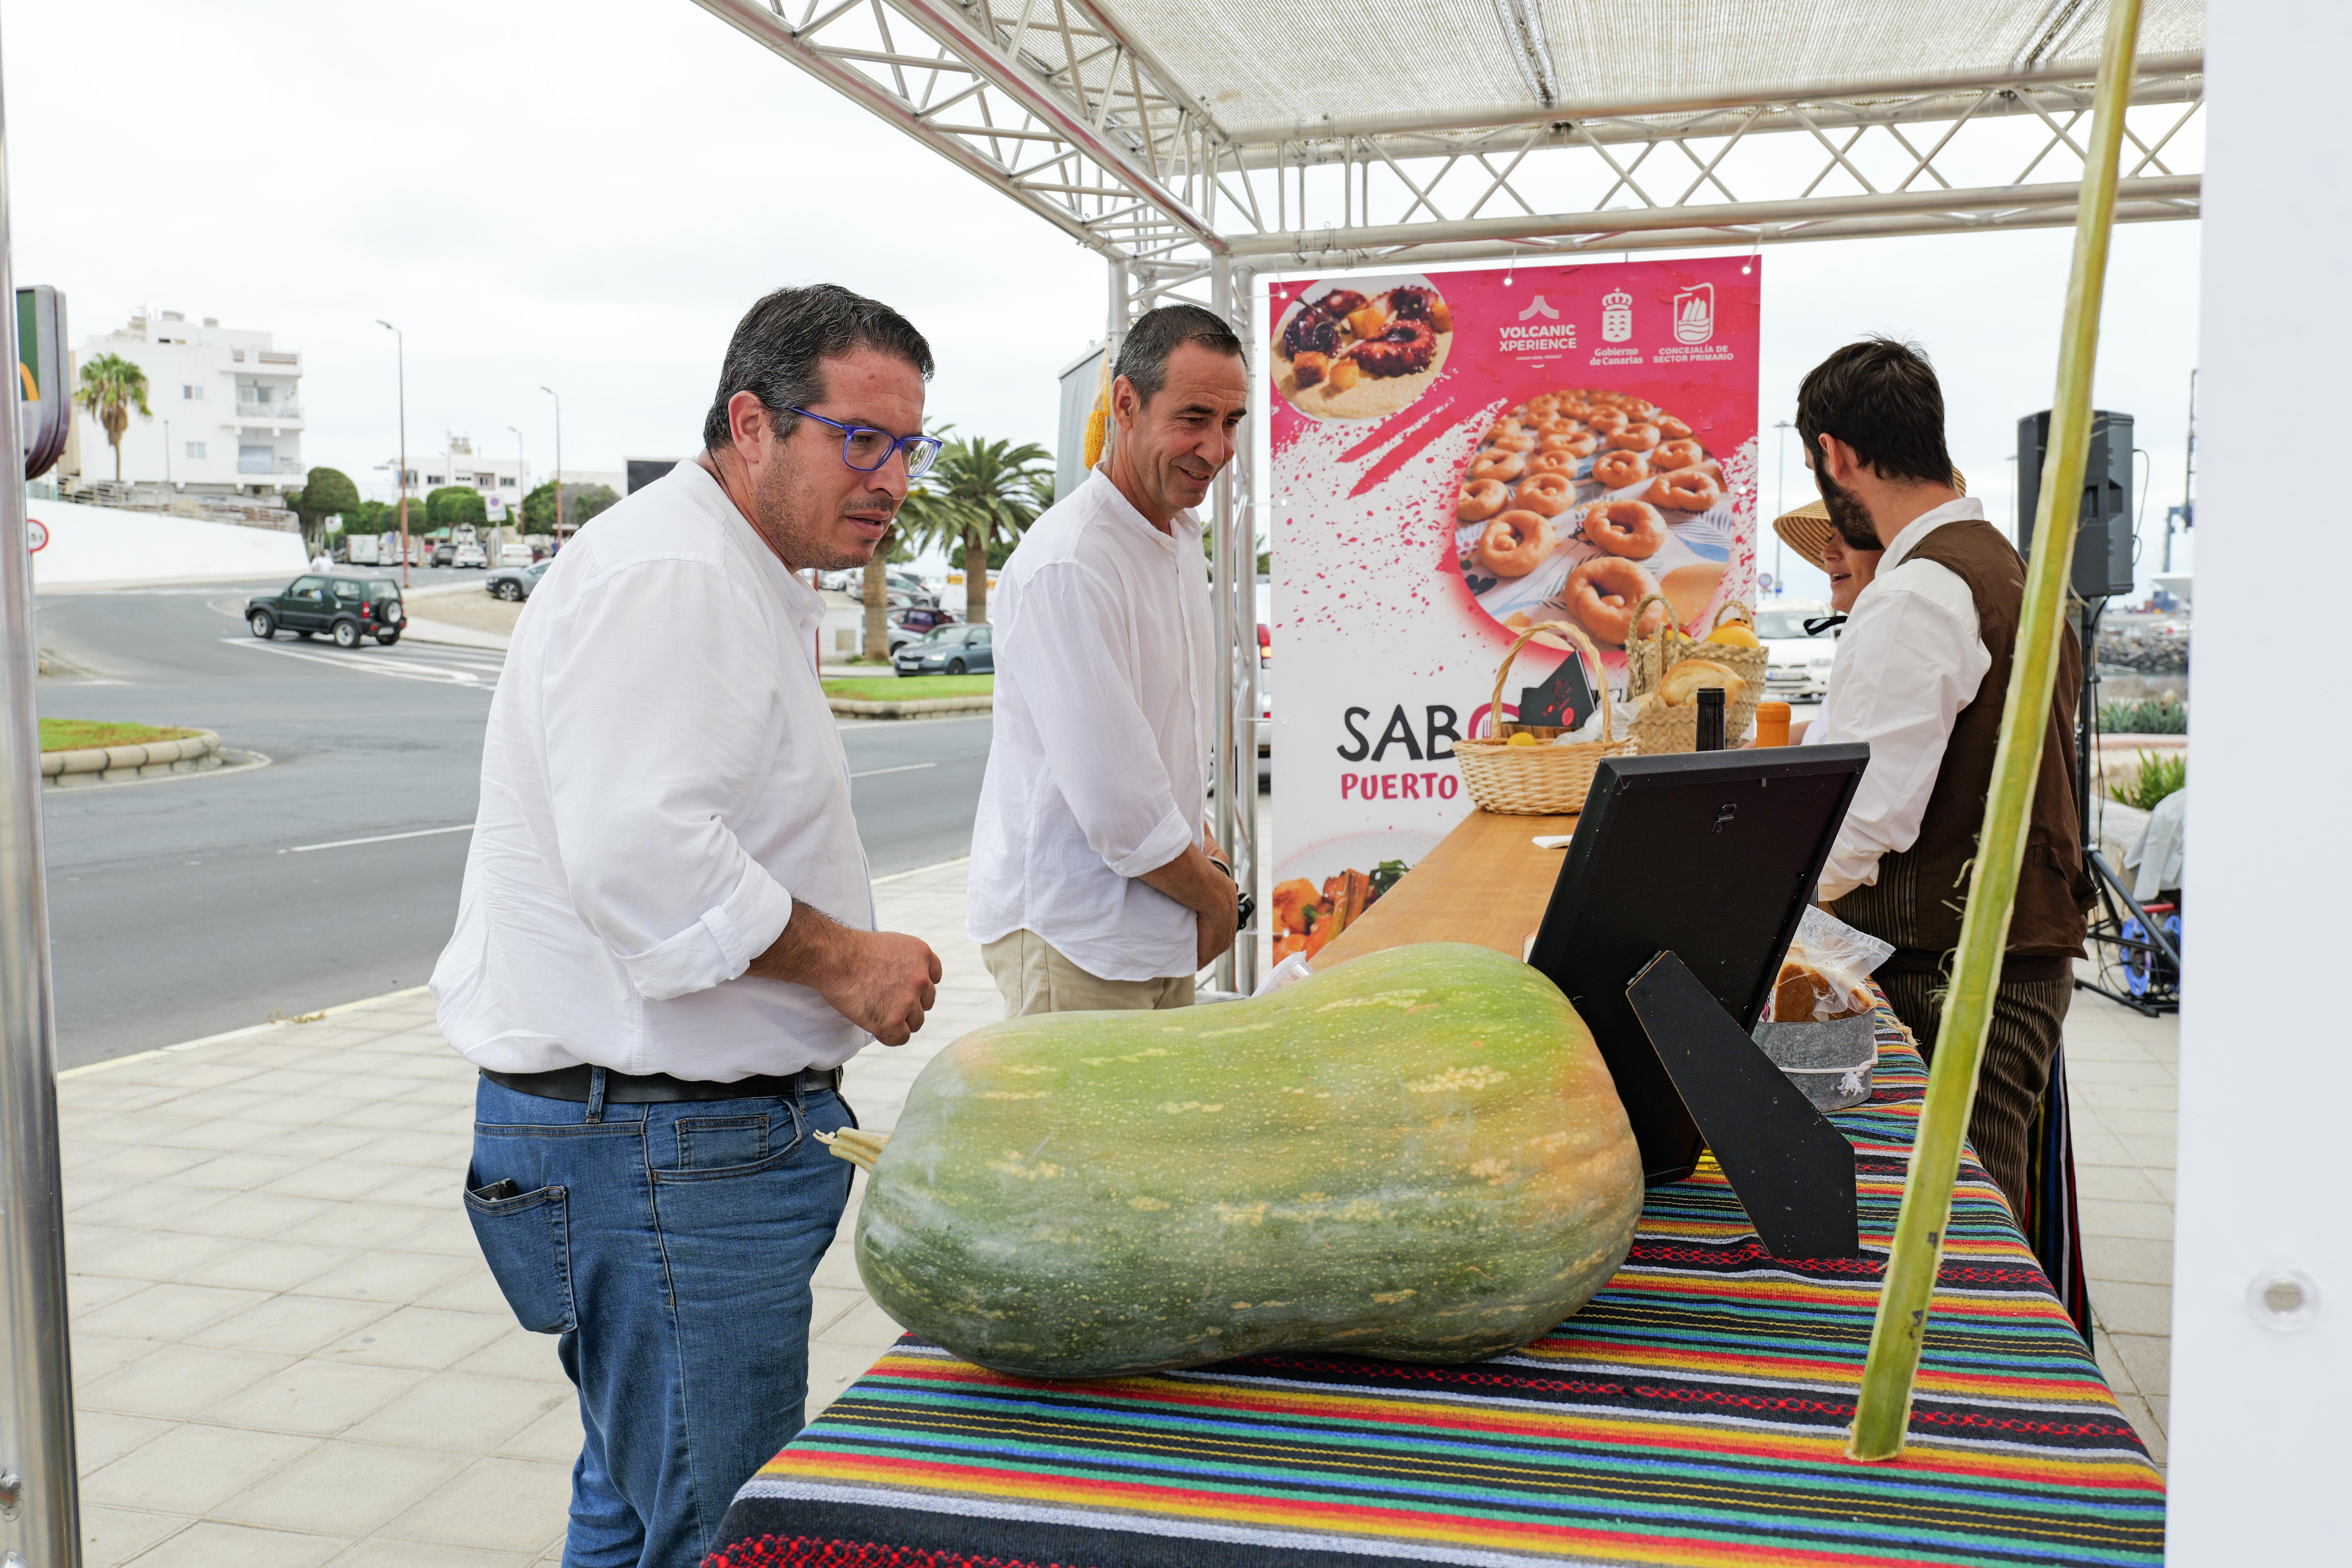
{"left": 1454, "top": 621, "right": 1636, "bottom": 815}
{"left": 1626, "top": 597, "right": 1769, "bottom": 751}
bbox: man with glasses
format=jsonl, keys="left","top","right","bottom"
{"left": 434, "top": 283, "right": 944, "bottom": 1567}
{"left": 968, "top": 304, "right": 1249, "bottom": 1014}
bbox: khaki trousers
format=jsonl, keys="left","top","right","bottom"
{"left": 982, "top": 931, "right": 1196, "bottom": 1018}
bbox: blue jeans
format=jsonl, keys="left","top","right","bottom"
{"left": 465, "top": 1072, "right": 854, "bottom": 1568}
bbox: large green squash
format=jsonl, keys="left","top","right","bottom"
{"left": 851, "top": 942, "right": 1642, "bottom": 1379}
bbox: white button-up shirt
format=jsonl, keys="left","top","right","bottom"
{"left": 968, "top": 466, "right": 1213, "bottom": 980}
{"left": 1805, "top": 496, "right": 1995, "bottom": 901}
{"left": 431, "top": 459, "right": 875, "bottom": 1080}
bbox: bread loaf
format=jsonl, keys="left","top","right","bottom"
{"left": 1661, "top": 657, "right": 1745, "bottom": 707}
{"left": 1773, "top": 960, "right": 1872, "bottom": 1023}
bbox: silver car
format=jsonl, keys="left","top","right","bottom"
{"left": 1756, "top": 603, "right": 1837, "bottom": 702}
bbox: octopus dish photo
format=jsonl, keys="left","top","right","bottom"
{"left": 1452, "top": 382, "right": 1747, "bottom": 651}
{"left": 1273, "top": 279, "right": 1455, "bottom": 421}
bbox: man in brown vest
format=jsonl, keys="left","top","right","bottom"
{"left": 1795, "top": 338, "right": 2094, "bottom": 1326}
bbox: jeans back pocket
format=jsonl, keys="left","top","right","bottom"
{"left": 464, "top": 1178, "right": 577, "bottom": 1334}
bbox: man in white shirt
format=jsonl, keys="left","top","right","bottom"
{"left": 309, "top": 547, "right": 333, "bottom": 573}
{"left": 968, "top": 305, "right": 1247, "bottom": 1014}
{"left": 432, "top": 284, "right": 944, "bottom": 1568}
{"left": 1796, "top": 338, "right": 2092, "bottom": 1331}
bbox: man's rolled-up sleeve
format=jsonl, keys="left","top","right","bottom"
{"left": 539, "top": 558, "right": 799, "bottom": 1001}
{"left": 1005, "top": 563, "right": 1194, "bottom": 877}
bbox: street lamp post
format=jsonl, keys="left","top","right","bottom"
{"left": 540, "top": 386, "right": 563, "bottom": 545}
{"left": 376, "top": 320, "right": 410, "bottom": 587}
{"left": 506, "top": 425, "right": 526, "bottom": 545}
{"left": 1772, "top": 420, "right": 1793, "bottom": 594}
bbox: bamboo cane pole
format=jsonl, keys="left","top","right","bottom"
{"left": 1846, "top": 0, "right": 2145, "bottom": 1462}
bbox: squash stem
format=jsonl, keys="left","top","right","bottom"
{"left": 1846, "top": 0, "right": 2143, "bottom": 1463}
{"left": 815, "top": 1128, "right": 890, "bottom": 1173}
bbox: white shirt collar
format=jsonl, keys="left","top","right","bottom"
{"left": 1087, "top": 464, "right": 1197, "bottom": 549}
{"left": 679, "top": 457, "right": 824, "bottom": 631}
{"left": 1880, "top": 494, "right": 1988, "bottom": 572}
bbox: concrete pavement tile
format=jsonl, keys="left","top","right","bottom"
{"left": 815, "top": 1298, "right": 909, "bottom": 1349}
{"left": 126, "top": 1520, "right": 350, "bottom": 1568}
{"left": 73, "top": 1410, "right": 176, "bottom": 1472}
{"left": 321, "top": 1306, "right": 512, "bottom": 1371}
{"left": 293, "top": 1249, "right": 477, "bottom": 1305}
{"left": 389, "top": 1077, "right": 479, "bottom": 1108}
{"left": 216, "top": 1438, "right": 470, "bottom": 1535}
{"left": 492, "top": 1400, "right": 583, "bottom": 1465}
{"left": 257, "top": 1160, "right": 419, "bottom": 1204}
{"left": 162, "top": 1089, "right": 278, "bottom": 1124}
{"left": 384, "top": 1456, "right": 572, "bottom": 1552}
{"left": 173, "top": 1152, "right": 316, "bottom": 1192}
{"left": 809, "top": 1286, "right": 866, "bottom": 1336}
{"left": 396, "top": 1210, "right": 486, "bottom": 1259}
{"left": 278, "top": 1203, "right": 440, "bottom": 1251}
{"left": 269, "top": 1125, "right": 394, "bottom": 1161}
{"left": 69, "top": 1334, "right": 159, "bottom": 1390}
{"left": 2147, "top": 1167, "right": 2176, "bottom": 1201}
{"left": 70, "top": 1272, "right": 150, "bottom": 1320}
{"left": 415, "top": 1267, "right": 510, "bottom": 1316}
{"left": 78, "top": 1282, "right": 276, "bottom": 1341}
{"left": 189, "top": 1294, "right": 398, "bottom": 1356}
{"left": 2077, "top": 1198, "right": 2174, "bottom": 1241}
{"left": 2112, "top": 1394, "right": 2166, "bottom": 1466}
{"left": 2083, "top": 1234, "right": 2172, "bottom": 1286}
{"left": 2092, "top": 1280, "right": 2174, "bottom": 1338}
{"left": 2064, "top": 1054, "right": 2176, "bottom": 1085}
{"left": 371, "top": 1132, "right": 475, "bottom": 1171}
{"left": 67, "top": 1222, "right": 141, "bottom": 1261}
{"left": 363, "top": 1164, "right": 469, "bottom": 1208}
{"left": 372, "top": 1053, "right": 469, "bottom": 1080}
{"left": 329, "top": 1542, "right": 537, "bottom": 1568}
{"left": 181, "top": 1241, "right": 360, "bottom": 1294}
{"left": 2098, "top": 1106, "right": 2178, "bottom": 1137}
{"left": 806, "top": 1340, "right": 894, "bottom": 1421}
{"left": 63, "top": 1179, "right": 142, "bottom": 1215}
{"left": 174, "top": 1192, "right": 345, "bottom": 1241}
{"left": 450, "top": 1328, "right": 568, "bottom": 1386}
{"left": 2147, "top": 1394, "right": 2168, "bottom": 1432}
{"left": 2108, "top": 1332, "right": 2171, "bottom": 1398}
{"left": 2074, "top": 1163, "right": 2167, "bottom": 1204}
{"left": 344, "top": 1372, "right": 572, "bottom": 1454}
{"left": 82, "top": 1343, "right": 295, "bottom": 1420}
{"left": 331, "top": 1101, "right": 457, "bottom": 1132}
{"left": 2119, "top": 1134, "right": 2177, "bottom": 1170}
{"left": 238, "top": 1068, "right": 358, "bottom": 1098}
{"left": 150, "top": 1118, "right": 281, "bottom": 1154}
{"left": 243, "top": 1094, "right": 379, "bottom": 1129}
{"left": 2066, "top": 1123, "right": 2134, "bottom": 1165}
{"left": 108, "top": 1062, "right": 266, "bottom": 1091}
{"left": 203, "top": 1358, "right": 428, "bottom": 1437}
{"left": 811, "top": 1239, "right": 861, "bottom": 1292}
{"left": 73, "top": 1143, "right": 220, "bottom": 1182}
{"left": 81, "top": 1420, "right": 317, "bottom": 1514}
{"left": 68, "top": 1181, "right": 237, "bottom": 1232}
{"left": 80, "top": 1504, "right": 188, "bottom": 1568}
{"left": 72, "top": 1230, "right": 250, "bottom": 1283}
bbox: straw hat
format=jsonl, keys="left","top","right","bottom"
{"left": 1770, "top": 470, "right": 1967, "bottom": 573}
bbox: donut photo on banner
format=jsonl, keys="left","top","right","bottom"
{"left": 1454, "top": 384, "right": 1753, "bottom": 655}
{"left": 1270, "top": 275, "right": 1454, "bottom": 422}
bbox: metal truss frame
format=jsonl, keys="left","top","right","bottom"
{"left": 690, "top": 0, "right": 2206, "bottom": 992}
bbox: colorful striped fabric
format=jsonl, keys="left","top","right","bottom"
{"left": 708, "top": 1002, "right": 2163, "bottom": 1568}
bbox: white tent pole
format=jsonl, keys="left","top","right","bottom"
{"left": 1209, "top": 255, "right": 1240, "bottom": 994}
{"left": 0, "top": 15, "right": 83, "bottom": 1564}
{"left": 1228, "top": 267, "right": 1259, "bottom": 996}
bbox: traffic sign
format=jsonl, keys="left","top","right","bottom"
{"left": 26, "top": 518, "right": 47, "bottom": 553}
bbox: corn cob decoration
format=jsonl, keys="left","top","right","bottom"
{"left": 815, "top": 1126, "right": 890, "bottom": 1173}
{"left": 1082, "top": 350, "right": 1112, "bottom": 470}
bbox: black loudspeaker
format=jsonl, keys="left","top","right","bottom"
{"left": 2017, "top": 410, "right": 2136, "bottom": 601}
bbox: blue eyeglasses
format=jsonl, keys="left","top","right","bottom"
{"left": 787, "top": 408, "right": 944, "bottom": 480}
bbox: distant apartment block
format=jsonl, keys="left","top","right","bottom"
{"left": 67, "top": 310, "right": 304, "bottom": 498}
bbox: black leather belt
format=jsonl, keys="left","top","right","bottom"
{"left": 481, "top": 1063, "right": 843, "bottom": 1104}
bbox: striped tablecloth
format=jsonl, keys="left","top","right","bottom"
{"left": 707, "top": 1003, "right": 2164, "bottom": 1567}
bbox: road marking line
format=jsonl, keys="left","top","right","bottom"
{"left": 222, "top": 639, "right": 493, "bottom": 686}
{"left": 283, "top": 823, "right": 475, "bottom": 854}
{"left": 848, "top": 763, "right": 937, "bottom": 779}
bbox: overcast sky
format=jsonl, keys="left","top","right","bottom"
{"left": 6, "top": 0, "right": 2201, "bottom": 599}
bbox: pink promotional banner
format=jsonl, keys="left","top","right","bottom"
{"left": 1266, "top": 258, "right": 1761, "bottom": 964}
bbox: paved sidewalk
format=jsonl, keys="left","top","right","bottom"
{"left": 54, "top": 818, "right": 2174, "bottom": 1564}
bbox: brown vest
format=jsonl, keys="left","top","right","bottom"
{"left": 1833, "top": 519, "right": 2091, "bottom": 970}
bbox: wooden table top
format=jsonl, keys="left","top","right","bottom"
{"left": 1310, "top": 809, "right": 1581, "bottom": 969}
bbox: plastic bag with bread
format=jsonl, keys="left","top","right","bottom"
{"left": 1769, "top": 906, "right": 1896, "bottom": 1023}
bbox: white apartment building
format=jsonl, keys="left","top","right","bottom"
{"left": 67, "top": 310, "right": 302, "bottom": 497}
{"left": 375, "top": 439, "right": 624, "bottom": 523}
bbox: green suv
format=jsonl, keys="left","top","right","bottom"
{"left": 246, "top": 574, "right": 408, "bottom": 648}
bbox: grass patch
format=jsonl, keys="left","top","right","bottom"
{"left": 823, "top": 675, "right": 994, "bottom": 702}
{"left": 2109, "top": 750, "right": 2187, "bottom": 811}
{"left": 40, "top": 719, "right": 197, "bottom": 753}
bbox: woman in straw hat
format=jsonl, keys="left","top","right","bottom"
{"left": 1773, "top": 498, "right": 1884, "bottom": 620}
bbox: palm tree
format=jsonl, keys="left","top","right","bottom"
{"left": 74, "top": 354, "right": 152, "bottom": 482}
{"left": 895, "top": 436, "right": 1053, "bottom": 626}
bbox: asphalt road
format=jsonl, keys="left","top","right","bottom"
{"left": 33, "top": 577, "right": 992, "bottom": 1069}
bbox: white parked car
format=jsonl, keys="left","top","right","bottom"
{"left": 1756, "top": 601, "right": 1837, "bottom": 703}
{"left": 453, "top": 542, "right": 487, "bottom": 569}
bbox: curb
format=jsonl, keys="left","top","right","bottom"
{"left": 58, "top": 983, "right": 436, "bottom": 1082}
{"left": 828, "top": 696, "right": 993, "bottom": 720}
{"left": 43, "top": 729, "right": 223, "bottom": 788}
